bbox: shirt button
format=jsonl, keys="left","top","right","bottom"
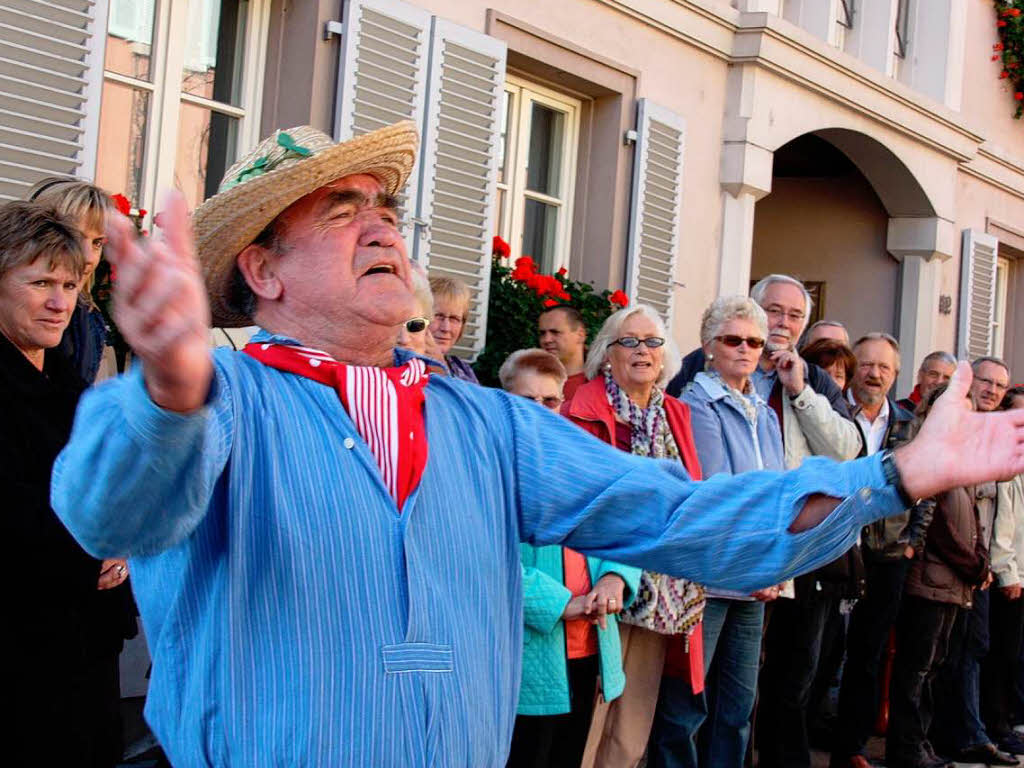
{"left": 409, "top": 431, "right": 414, "bottom": 440}
{"left": 860, "top": 488, "right": 872, "bottom": 502}
{"left": 343, "top": 437, "right": 355, "bottom": 449}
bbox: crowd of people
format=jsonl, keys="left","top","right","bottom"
{"left": 4, "top": 121, "right": 1024, "bottom": 768}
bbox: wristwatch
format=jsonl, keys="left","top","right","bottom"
{"left": 880, "top": 449, "right": 918, "bottom": 508}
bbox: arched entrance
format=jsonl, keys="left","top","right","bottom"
{"left": 748, "top": 128, "right": 947, "bottom": 391}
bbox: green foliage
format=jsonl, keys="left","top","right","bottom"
{"left": 473, "top": 251, "right": 628, "bottom": 387}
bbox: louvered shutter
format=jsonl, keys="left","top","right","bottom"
{"left": 625, "top": 99, "right": 686, "bottom": 324}
{"left": 417, "top": 19, "right": 506, "bottom": 358}
{"left": 957, "top": 228, "right": 999, "bottom": 360}
{"left": 0, "top": 0, "right": 104, "bottom": 200}
{"left": 334, "top": 0, "right": 432, "bottom": 243}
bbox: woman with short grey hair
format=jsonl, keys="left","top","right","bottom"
{"left": 584, "top": 304, "right": 681, "bottom": 388}
{"left": 566, "top": 304, "right": 703, "bottom": 767}
{"left": 648, "top": 294, "right": 783, "bottom": 768}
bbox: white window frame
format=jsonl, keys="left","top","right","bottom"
{"left": 497, "top": 76, "right": 580, "bottom": 273}
{"left": 993, "top": 255, "right": 1010, "bottom": 359}
{"left": 98, "top": 0, "right": 269, "bottom": 218}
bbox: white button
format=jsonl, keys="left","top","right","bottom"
{"left": 859, "top": 488, "right": 872, "bottom": 501}
{"left": 261, "top": 343, "right": 270, "bottom": 350}
{"left": 343, "top": 437, "right": 355, "bottom": 449}
{"left": 309, "top": 358, "right": 321, "bottom": 368}
{"left": 409, "top": 431, "right": 414, "bottom": 440}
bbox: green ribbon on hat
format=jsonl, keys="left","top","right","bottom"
{"left": 220, "top": 131, "right": 314, "bottom": 192}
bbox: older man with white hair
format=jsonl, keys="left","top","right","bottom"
{"left": 51, "top": 123, "right": 1024, "bottom": 767}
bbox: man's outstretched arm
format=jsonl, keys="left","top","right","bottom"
{"left": 506, "top": 363, "right": 1024, "bottom": 594}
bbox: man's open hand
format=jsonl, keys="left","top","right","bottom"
{"left": 106, "top": 192, "right": 213, "bottom": 412}
{"left": 895, "top": 362, "right": 1024, "bottom": 499}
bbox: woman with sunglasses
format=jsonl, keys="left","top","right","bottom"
{"left": 396, "top": 267, "right": 434, "bottom": 357}
{"left": 563, "top": 305, "right": 704, "bottom": 768}
{"left": 646, "top": 295, "right": 785, "bottom": 768}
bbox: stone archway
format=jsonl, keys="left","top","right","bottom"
{"left": 730, "top": 127, "right": 953, "bottom": 392}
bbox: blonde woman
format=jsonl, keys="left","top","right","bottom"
{"left": 28, "top": 177, "right": 116, "bottom": 383}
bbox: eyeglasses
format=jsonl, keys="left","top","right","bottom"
{"left": 612, "top": 336, "right": 665, "bottom": 349}
{"left": 764, "top": 306, "right": 806, "bottom": 324}
{"left": 714, "top": 335, "right": 766, "bottom": 349}
{"left": 432, "top": 312, "right": 464, "bottom": 328}
{"left": 975, "top": 375, "right": 1009, "bottom": 392}
{"left": 405, "top": 317, "right": 429, "bottom": 333}
{"left": 522, "top": 394, "right": 564, "bottom": 409}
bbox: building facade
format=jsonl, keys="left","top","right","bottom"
{"left": 3, "top": 0, "right": 1023, "bottom": 394}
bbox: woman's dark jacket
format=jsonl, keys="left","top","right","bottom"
{"left": 1, "top": 331, "right": 134, "bottom": 669}
{"left": 58, "top": 303, "right": 108, "bottom": 384}
{"left": 904, "top": 486, "right": 989, "bottom": 608}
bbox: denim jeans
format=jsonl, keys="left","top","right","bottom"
{"left": 756, "top": 586, "right": 840, "bottom": 768}
{"left": 648, "top": 597, "right": 764, "bottom": 768}
{"left": 932, "top": 588, "right": 990, "bottom": 752}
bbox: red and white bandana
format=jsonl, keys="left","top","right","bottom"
{"left": 244, "top": 342, "right": 429, "bottom": 511}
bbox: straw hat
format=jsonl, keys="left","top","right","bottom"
{"left": 193, "top": 121, "right": 418, "bottom": 327}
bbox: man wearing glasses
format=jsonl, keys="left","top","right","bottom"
{"left": 933, "top": 356, "right": 1022, "bottom": 766}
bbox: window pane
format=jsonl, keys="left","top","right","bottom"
{"left": 526, "top": 103, "right": 564, "bottom": 197}
{"left": 95, "top": 80, "right": 150, "bottom": 206}
{"left": 105, "top": 0, "right": 157, "bottom": 80}
{"left": 522, "top": 198, "right": 558, "bottom": 272}
{"left": 498, "top": 90, "right": 512, "bottom": 185}
{"left": 181, "top": 0, "right": 249, "bottom": 106}
{"left": 175, "top": 102, "right": 240, "bottom": 208}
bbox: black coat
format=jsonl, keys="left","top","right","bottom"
{"left": 666, "top": 347, "right": 852, "bottom": 418}
{"left": 1, "top": 332, "right": 134, "bottom": 670}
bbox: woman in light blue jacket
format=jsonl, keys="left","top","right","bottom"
{"left": 498, "top": 348, "right": 642, "bottom": 768}
{"left": 649, "top": 296, "right": 785, "bottom": 768}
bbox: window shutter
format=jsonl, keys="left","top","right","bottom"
{"left": 334, "top": 0, "right": 432, "bottom": 242}
{"left": 957, "top": 228, "right": 999, "bottom": 360}
{"left": 0, "top": 0, "right": 103, "bottom": 200}
{"left": 416, "top": 19, "right": 506, "bottom": 358}
{"left": 625, "top": 99, "right": 685, "bottom": 325}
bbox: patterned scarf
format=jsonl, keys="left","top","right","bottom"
{"left": 603, "top": 370, "right": 705, "bottom": 636}
{"left": 244, "top": 342, "right": 429, "bottom": 510}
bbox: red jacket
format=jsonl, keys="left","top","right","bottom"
{"left": 562, "top": 376, "right": 702, "bottom": 481}
{"left": 562, "top": 376, "right": 705, "bottom": 688}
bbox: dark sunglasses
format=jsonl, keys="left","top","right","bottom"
{"left": 612, "top": 336, "right": 665, "bottom": 349}
{"left": 405, "top": 316, "right": 429, "bottom": 333}
{"left": 714, "top": 335, "right": 766, "bottom": 349}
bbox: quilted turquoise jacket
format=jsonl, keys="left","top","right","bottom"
{"left": 517, "top": 543, "right": 642, "bottom": 715}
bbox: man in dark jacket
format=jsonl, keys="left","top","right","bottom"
{"left": 831, "top": 334, "right": 938, "bottom": 768}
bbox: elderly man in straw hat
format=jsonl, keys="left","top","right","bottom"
{"left": 51, "top": 121, "right": 1024, "bottom": 766}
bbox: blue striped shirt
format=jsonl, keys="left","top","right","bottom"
{"left": 51, "top": 333, "right": 903, "bottom": 766}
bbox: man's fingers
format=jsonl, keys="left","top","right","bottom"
{"left": 104, "top": 212, "right": 140, "bottom": 268}
{"left": 155, "top": 190, "right": 197, "bottom": 269}
{"left": 946, "top": 360, "right": 974, "bottom": 400}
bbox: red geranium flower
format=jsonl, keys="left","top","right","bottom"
{"left": 138, "top": 208, "right": 148, "bottom": 218}
{"left": 1016, "top": 92, "right": 1024, "bottom": 101}
{"left": 111, "top": 193, "right": 132, "bottom": 216}
{"left": 1002, "top": 70, "right": 1011, "bottom": 78}
{"left": 492, "top": 235, "right": 511, "bottom": 258}
{"left": 995, "top": 43, "right": 1005, "bottom": 51}
{"left": 510, "top": 256, "right": 537, "bottom": 282}
{"left": 999, "top": 19, "right": 1008, "bottom": 26}
{"left": 994, "top": 54, "right": 1003, "bottom": 61}
{"left": 556, "top": 266, "right": 567, "bottom": 276}
{"left": 609, "top": 290, "right": 629, "bottom": 307}
{"left": 542, "top": 298, "right": 559, "bottom": 308}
